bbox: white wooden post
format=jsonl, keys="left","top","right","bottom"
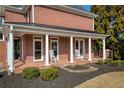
{"left": 70, "top": 36, "right": 74, "bottom": 63}
{"left": 8, "top": 25, "right": 14, "bottom": 73}
{"left": 103, "top": 38, "right": 106, "bottom": 60}
{"left": 45, "top": 34, "right": 50, "bottom": 66}
{"left": 88, "top": 37, "right": 92, "bottom": 62}
{"left": 21, "top": 37, "right": 24, "bottom": 61}
{"left": 7, "top": 35, "right": 10, "bottom": 65}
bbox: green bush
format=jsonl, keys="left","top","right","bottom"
{"left": 22, "top": 67, "right": 40, "bottom": 79}
{"left": 109, "top": 60, "right": 121, "bottom": 66}
{"left": 96, "top": 60, "right": 104, "bottom": 65}
{"left": 40, "top": 67, "right": 58, "bottom": 80}
{"left": 104, "top": 59, "right": 112, "bottom": 64}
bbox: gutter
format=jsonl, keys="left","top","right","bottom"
{"left": 47, "top": 5, "right": 98, "bottom": 18}
{"left": 5, "top": 5, "right": 29, "bottom": 14}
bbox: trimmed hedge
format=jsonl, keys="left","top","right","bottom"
{"left": 22, "top": 67, "right": 40, "bottom": 79}
{"left": 40, "top": 67, "right": 58, "bottom": 80}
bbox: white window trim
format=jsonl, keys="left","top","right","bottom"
{"left": 75, "top": 38, "right": 85, "bottom": 59}
{"left": 33, "top": 35, "right": 43, "bottom": 62}
{"left": 50, "top": 37, "right": 59, "bottom": 60}
{"left": 0, "top": 30, "right": 4, "bottom": 41}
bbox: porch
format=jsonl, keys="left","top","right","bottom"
{"left": 3, "top": 22, "right": 108, "bottom": 73}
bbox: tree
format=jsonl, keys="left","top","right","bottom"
{"left": 91, "top": 5, "right": 124, "bottom": 60}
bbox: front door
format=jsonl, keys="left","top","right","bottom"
{"left": 14, "top": 38, "right": 20, "bottom": 60}
{"left": 50, "top": 37, "right": 59, "bottom": 59}
{"left": 33, "top": 36, "right": 43, "bottom": 61}
{"left": 75, "top": 39, "right": 85, "bottom": 58}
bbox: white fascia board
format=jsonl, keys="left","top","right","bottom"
{"left": 47, "top": 5, "right": 98, "bottom": 18}
{"left": 5, "top": 5, "right": 29, "bottom": 14}
{"left": 4, "top": 23, "right": 109, "bottom": 39}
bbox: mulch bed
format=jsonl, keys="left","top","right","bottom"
{"left": 65, "top": 65, "right": 89, "bottom": 70}
{"left": 0, "top": 63, "right": 124, "bottom": 88}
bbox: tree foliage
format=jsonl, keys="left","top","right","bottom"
{"left": 91, "top": 5, "right": 124, "bottom": 60}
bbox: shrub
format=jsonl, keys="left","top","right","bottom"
{"left": 109, "top": 60, "right": 121, "bottom": 66}
{"left": 40, "top": 67, "right": 58, "bottom": 80}
{"left": 96, "top": 60, "right": 104, "bottom": 65}
{"left": 22, "top": 67, "right": 40, "bottom": 79}
{"left": 104, "top": 59, "right": 112, "bottom": 64}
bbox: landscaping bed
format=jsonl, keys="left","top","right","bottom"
{"left": 65, "top": 65, "right": 89, "bottom": 70}
{"left": 0, "top": 63, "right": 124, "bottom": 88}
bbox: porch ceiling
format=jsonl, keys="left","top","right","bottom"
{"left": 4, "top": 22, "right": 109, "bottom": 39}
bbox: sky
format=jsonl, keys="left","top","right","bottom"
{"left": 83, "top": 5, "right": 91, "bottom": 12}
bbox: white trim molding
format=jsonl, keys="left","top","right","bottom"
{"left": 4, "top": 23, "right": 109, "bottom": 39}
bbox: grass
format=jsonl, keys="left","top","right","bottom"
{"left": 75, "top": 71, "right": 124, "bottom": 88}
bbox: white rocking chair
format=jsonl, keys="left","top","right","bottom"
{"left": 75, "top": 49, "right": 80, "bottom": 59}
{"left": 49, "top": 50, "right": 57, "bottom": 63}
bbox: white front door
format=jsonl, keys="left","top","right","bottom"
{"left": 75, "top": 39, "right": 85, "bottom": 59}
{"left": 50, "top": 37, "right": 59, "bottom": 59}
{"left": 33, "top": 36, "right": 43, "bottom": 61}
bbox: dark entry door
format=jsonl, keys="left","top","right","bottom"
{"left": 14, "top": 38, "right": 20, "bottom": 60}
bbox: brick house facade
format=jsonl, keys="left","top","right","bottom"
{"left": 0, "top": 5, "right": 108, "bottom": 73}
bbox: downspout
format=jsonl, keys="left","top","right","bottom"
{"left": 93, "top": 18, "right": 94, "bottom": 31}
{"left": 32, "top": 5, "right": 34, "bottom": 23}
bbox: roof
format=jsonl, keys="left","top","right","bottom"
{"left": 4, "top": 22, "right": 106, "bottom": 36}
{"left": 5, "top": 5, "right": 97, "bottom": 18}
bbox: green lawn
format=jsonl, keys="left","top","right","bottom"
{"left": 75, "top": 71, "right": 124, "bottom": 88}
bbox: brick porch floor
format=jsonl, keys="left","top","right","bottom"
{"left": 14, "top": 58, "right": 101, "bottom": 73}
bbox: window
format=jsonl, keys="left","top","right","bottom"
{"left": 33, "top": 36, "right": 43, "bottom": 61}
{"left": 50, "top": 37, "right": 59, "bottom": 59}
{"left": 0, "top": 31, "right": 3, "bottom": 41}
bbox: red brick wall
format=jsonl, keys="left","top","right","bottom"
{"left": 59, "top": 37, "right": 70, "bottom": 62}
{"left": 0, "top": 41, "right": 7, "bottom": 69}
{"left": 5, "top": 10, "right": 27, "bottom": 22}
{"left": 23, "top": 34, "right": 33, "bottom": 63}
{"left": 34, "top": 6, "right": 93, "bottom": 31}
{"left": 22, "top": 35, "right": 95, "bottom": 65}
{"left": 0, "top": 41, "right": 7, "bottom": 62}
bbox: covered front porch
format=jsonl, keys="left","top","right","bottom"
{"left": 3, "top": 22, "right": 108, "bottom": 73}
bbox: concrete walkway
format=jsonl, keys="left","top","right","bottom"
{"left": 75, "top": 71, "right": 124, "bottom": 88}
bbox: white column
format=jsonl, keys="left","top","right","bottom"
{"left": 88, "top": 37, "right": 92, "bottom": 62}
{"left": 45, "top": 34, "right": 50, "bottom": 66}
{"left": 70, "top": 36, "right": 74, "bottom": 63}
{"left": 21, "top": 37, "right": 24, "bottom": 61}
{"left": 32, "top": 5, "right": 34, "bottom": 23}
{"left": 103, "top": 38, "right": 106, "bottom": 60}
{"left": 7, "top": 36, "right": 10, "bottom": 65}
{"left": 8, "top": 25, "right": 14, "bottom": 73}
